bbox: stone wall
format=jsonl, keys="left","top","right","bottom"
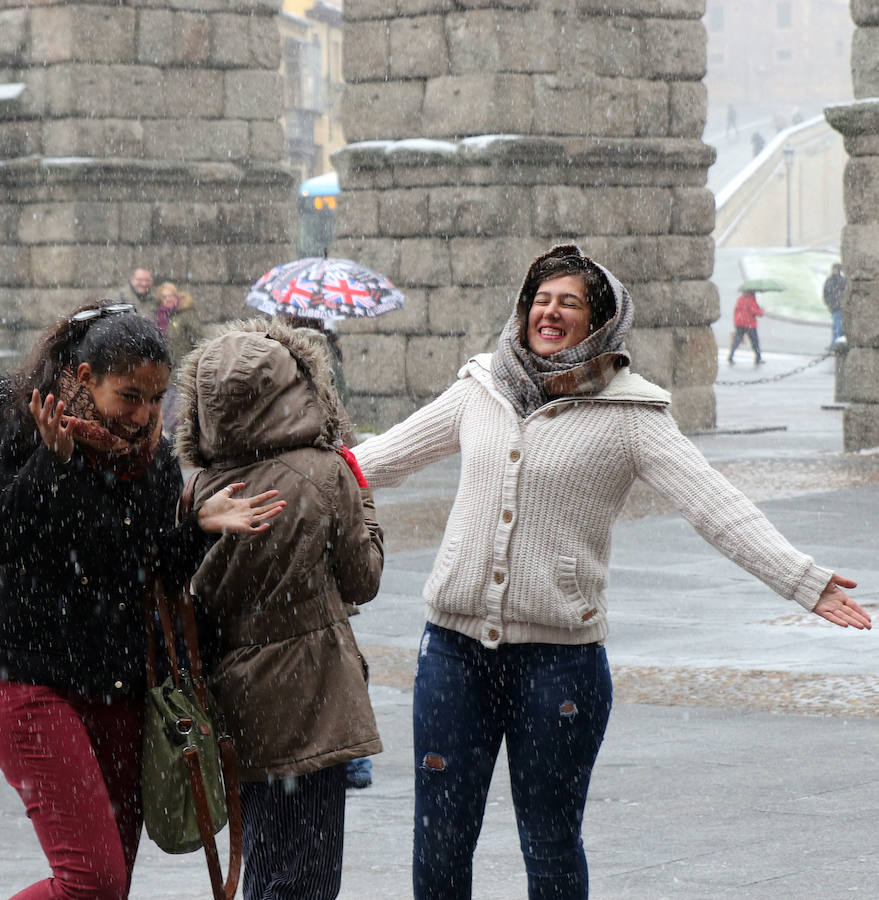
{"left": 333, "top": 0, "right": 718, "bottom": 433}
{"left": 825, "top": 0, "right": 879, "bottom": 450}
{"left": 0, "top": 0, "right": 296, "bottom": 358}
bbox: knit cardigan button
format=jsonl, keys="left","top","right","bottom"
{"left": 502, "top": 510, "right": 512, "bottom": 523}
{"left": 509, "top": 450, "right": 520, "bottom": 462}
{"left": 545, "top": 407, "right": 557, "bottom": 418}
{"left": 493, "top": 571, "right": 504, "bottom": 584}
{"left": 487, "top": 628, "right": 500, "bottom": 641}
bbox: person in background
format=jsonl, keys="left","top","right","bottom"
{"left": 728, "top": 289, "right": 765, "bottom": 365}
{"left": 352, "top": 244, "right": 870, "bottom": 900}
{"left": 823, "top": 262, "right": 846, "bottom": 348}
{"left": 0, "top": 302, "right": 284, "bottom": 899}
{"left": 176, "top": 318, "right": 384, "bottom": 899}
{"left": 118, "top": 267, "right": 155, "bottom": 313}
{"left": 154, "top": 282, "right": 203, "bottom": 433}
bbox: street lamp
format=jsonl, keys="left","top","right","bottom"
{"left": 783, "top": 145, "right": 795, "bottom": 247}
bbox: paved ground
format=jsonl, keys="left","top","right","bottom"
{"left": 3, "top": 247, "right": 878, "bottom": 897}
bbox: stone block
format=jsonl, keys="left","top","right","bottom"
{"left": 428, "top": 285, "right": 513, "bottom": 336}
{"left": 843, "top": 402, "right": 879, "bottom": 451}
{"left": 397, "top": 0, "right": 456, "bottom": 14}
{"left": 844, "top": 281, "right": 879, "bottom": 347}
{"left": 428, "top": 186, "right": 531, "bottom": 237}
{"left": 627, "top": 325, "right": 673, "bottom": 385}
{"left": 672, "top": 187, "right": 714, "bottom": 235}
{"left": 852, "top": 1, "right": 879, "bottom": 26}
{"left": 405, "top": 335, "right": 462, "bottom": 396}
{"left": 632, "top": 278, "right": 719, "bottom": 327}
{"left": 656, "top": 235, "right": 714, "bottom": 279}
{"left": 72, "top": 203, "right": 123, "bottom": 243}
{"left": 448, "top": 237, "right": 546, "bottom": 287}
{"left": 0, "top": 288, "right": 94, "bottom": 330}
{"left": 446, "top": 9, "right": 557, "bottom": 76}
{"left": 640, "top": 19, "right": 706, "bottom": 79}
{"left": 0, "top": 9, "right": 27, "bottom": 64}
{"left": 337, "top": 333, "right": 407, "bottom": 394}
{"left": 249, "top": 16, "right": 282, "bottom": 69}
{"left": 143, "top": 119, "right": 250, "bottom": 162}
{"left": 30, "top": 244, "right": 119, "bottom": 289}
{"left": 378, "top": 189, "right": 430, "bottom": 238}
{"left": 845, "top": 158, "right": 879, "bottom": 224}
{"left": 345, "top": 0, "right": 401, "bottom": 20}
{"left": 335, "top": 191, "right": 380, "bottom": 239}
{"left": 672, "top": 325, "right": 717, "bottom": 387}
{"left": 18, "top": 201, "right": 97, "bottom": 249}
{"left": 119, "top": 204, "right": 154, "bottom": 244}
{"left": 188, "top": 245, "right": 230, "bottom": 283}
{"left": 224, "top": 71, "right": 284, "bottom": 120}
{"left": 341, "top": 81, "right": 425, "bottom": 142}
{"left": 0, "top": 205, "right": 18, "bottom": 243}
{"left": 233, "top": 243, "right": 296, "bottom": 285}
{"left": 670, "top": 384, "right": 715, "bottom": 432}
{"left": 669, "top": 81, "right": 707, "bottom": 138}
{"left": 422, "top": 74, "right": 536, "bottom": 137}
{"left": 343, "top": 20, "right": 390, "bottom": 82}
{"left": 532, "top": 74, "right": 596, "bottom": 135}
{"left": 841, "top": 347, "right": 879, "bottom": 403}
{"left": 344, "top": 392, "right": 419, "bottom": 435}
{"left": 390, "top": 16, "right": 448, "bottom": 79}
{"left": 212, "top": 13, "right": 253, "bottom": 67}
{"left": 852, "top": 28, "right": 879, "bottom": 98}
{"left": 31, "top": 6, "right": 136, "bottom": 64}
{"left": 0, "top": 244, "right": 30, "bottom": 285}
{"left": 153, "top": 203, "right": 222, "bottom": 244}
{"left": 593, "top": 16, "right": 643, "bottom": 79}
{"left": 139, "top": 11, "right": 179, "bottom": 65}
{"left": 163, "top": 70, "right": 224, "bottom": 118}
{"left": 0, "top": 121, "right": 39, "bottom": 157}
{"left": 249, "top": 120, "right": 286, "bottom": 161}
{"left": 577, "top": 0, "right": 706, "bottom": 18}
{"left": 636, "top": 80, "right": 671, "bottom": 137}
{"left": 841, "top": 224, "right": 879, "bottom": 280}
{"left": 218, "top": 202, "right": 295, "bottom": 244}
{"left": 595, "top": 236, "right": 660, "bottom": 281}
{"left": 398, "top": 238, "right": 452, "bottom": 287}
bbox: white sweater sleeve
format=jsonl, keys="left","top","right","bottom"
{"left": 627, "top": 406, "right": 832, "bottom": 611}
{"left": 352, "top": 378, "right": 468, "bottom": 488}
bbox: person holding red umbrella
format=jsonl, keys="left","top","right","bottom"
{"left": 728, "top": 289, "right": 765, "bottom": 365}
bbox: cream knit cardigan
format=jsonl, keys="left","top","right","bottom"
{"left": 354, "top": 355, "right": 833, "bottom": 649}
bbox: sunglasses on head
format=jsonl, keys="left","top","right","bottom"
{"left": 70, "top": 303, "right": 135, "bottom": 323}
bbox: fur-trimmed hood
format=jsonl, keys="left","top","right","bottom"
{"left": 175, "top": 318, "right": 341, "bottom": 468}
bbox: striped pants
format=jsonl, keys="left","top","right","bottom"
{"left": 241, "top": 764, "right": 346, "bottom": 900}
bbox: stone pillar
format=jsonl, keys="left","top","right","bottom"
{"left": 825, "top": 1, "right": 879, "bottom": 450}
{"left": 333, "top": 0, "right": 717, "bottom": 433}
{"left": 0, "top": 0, "right": 296, "bottom": 358}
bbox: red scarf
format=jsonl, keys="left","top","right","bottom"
{"left": 56, "top": 368, "right": 162, "bottom": 479}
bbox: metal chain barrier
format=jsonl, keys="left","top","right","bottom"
{"left": 715, "top": 350, "right": 835, "bottom": 387}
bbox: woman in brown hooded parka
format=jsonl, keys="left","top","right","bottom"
{"left": 176, "top": 318, "right": 384, "bottom": 900}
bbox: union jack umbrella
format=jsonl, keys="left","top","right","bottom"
{"left": 245, "top": 257, "right": 405, "bottom": 321}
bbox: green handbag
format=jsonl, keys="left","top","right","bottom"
{"left": 142, "top": 570, "right": 242, "bottom": 900}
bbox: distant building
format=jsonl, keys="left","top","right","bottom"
{"left": 279, "top": 0, "right": 345, "bottom": 180}
{"left": 705, "top": 0, "right": 853, "bottom": 110}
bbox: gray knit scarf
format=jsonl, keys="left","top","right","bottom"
{"left": 490, "top": 273, "right": 634, "bottom": 419}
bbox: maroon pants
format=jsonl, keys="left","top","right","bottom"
{"left": 0, "top": 680, "right": 144, "bottom": 899}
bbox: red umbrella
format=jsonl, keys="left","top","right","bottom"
{"left": 245, "top": 257, "right": 405, "bottom": 321}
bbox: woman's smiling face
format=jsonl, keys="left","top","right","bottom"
{"left": 526, "top": 274, "right": 593, "bottom": 357}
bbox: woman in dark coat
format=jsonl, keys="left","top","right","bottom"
{"left": 0, "top": 302, "right": 285, "bottom": 899}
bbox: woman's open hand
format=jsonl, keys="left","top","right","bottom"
{"left": 29, "top": 390, "right": 74, "bottom": 463}
{"left": 812, "top": 574, "right": 871, "bottom": 629}
{"left": 197, "top": 483, "right": 286, "bottom": 535}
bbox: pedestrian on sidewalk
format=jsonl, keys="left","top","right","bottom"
{"left": 728, "top": 289, "right": 765, "bottom": 364}
{"left": 176, "top": 318, "right": 384, "bottom": 900}
{"left": 353, "top": 244, "right": 871, "bottom": 900}
{"left": 0, "top": 302, "right": 285, "bottom": 899}
{"left": 823, "top": 262, "right": 846, "bottom": 347}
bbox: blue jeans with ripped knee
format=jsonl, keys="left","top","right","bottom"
{"left": 412, "top": 622, "right": 612, "bottom": 900}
